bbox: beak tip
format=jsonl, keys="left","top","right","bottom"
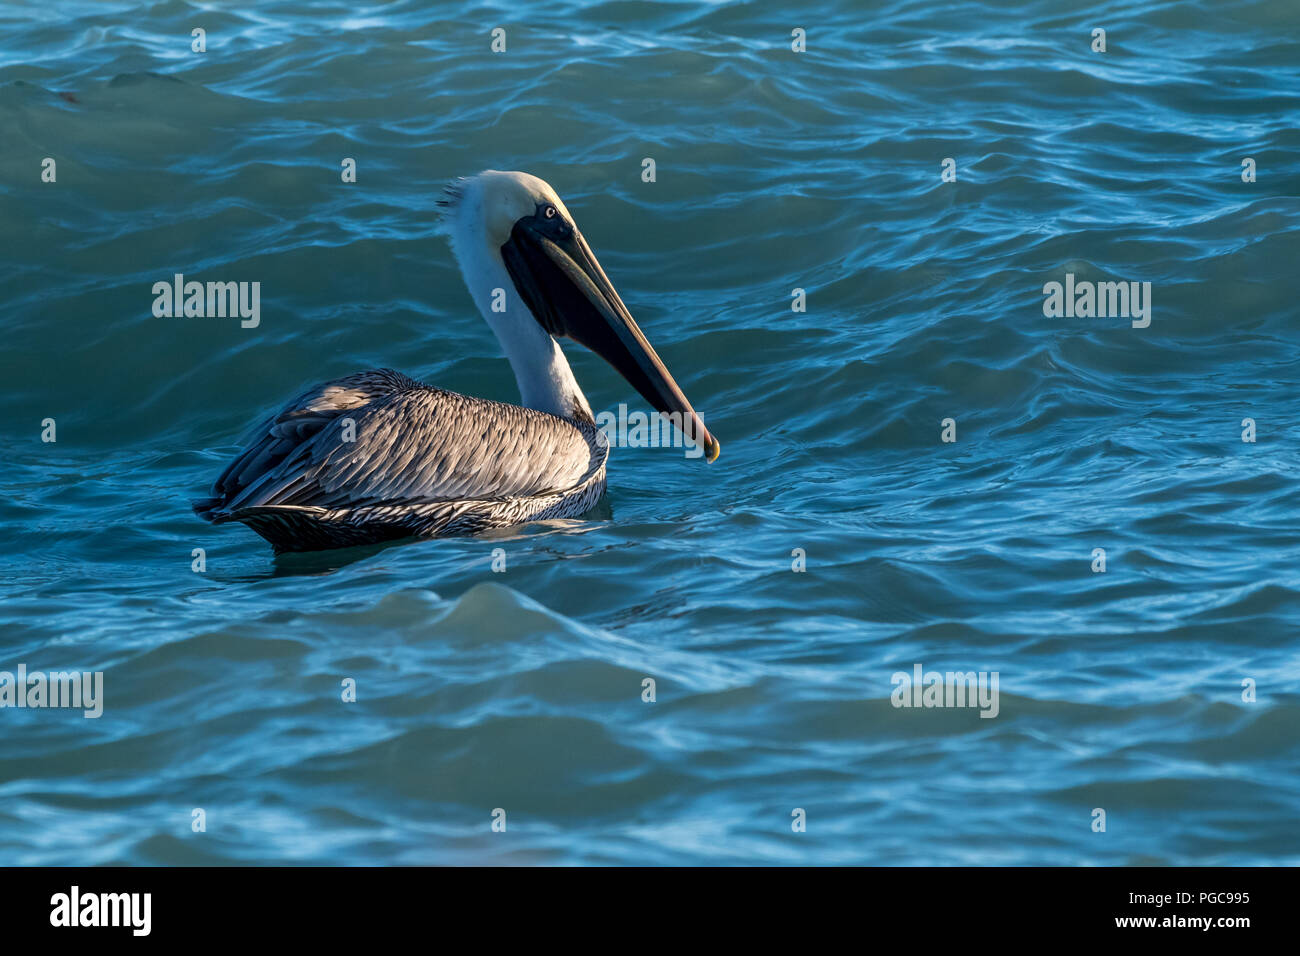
{"left": 705, "top": 437, "right": 721, "bottom": 463}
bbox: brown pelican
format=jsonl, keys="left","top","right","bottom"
{"left": 193, "top": 170, "right": 719, "bottom": 553}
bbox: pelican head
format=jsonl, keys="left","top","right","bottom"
{"left": 440, "top": 170, "right": 719, "bottom": 462}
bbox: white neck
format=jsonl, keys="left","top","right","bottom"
{"left": 449, "top": 227, "right": 594, "bottom": 423}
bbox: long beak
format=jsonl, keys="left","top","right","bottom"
{"left": 501, "top": 217, "right": 720, "bottom": 461}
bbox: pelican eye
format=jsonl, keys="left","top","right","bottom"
{"left": 543, "top": 204, "right": 557, "bottom": 219}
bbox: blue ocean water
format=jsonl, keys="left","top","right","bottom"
{"left": 1, "top": 0, "right": 1298, "bottom": 865}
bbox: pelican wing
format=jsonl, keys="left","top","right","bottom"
{"left": 196, "top": 368, "right": 597, "bottom": 518}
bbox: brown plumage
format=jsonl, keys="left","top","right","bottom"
{"left": 194, "top": 369, "right": 608, "bottom": 553}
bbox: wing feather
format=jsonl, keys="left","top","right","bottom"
{"left": 196, "top": 368, "right": 598, "bottom": 520}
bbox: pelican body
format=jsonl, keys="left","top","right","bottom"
{"left": 194, "top": 171, "right": 718, "bottom": 553}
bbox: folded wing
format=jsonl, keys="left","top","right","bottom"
{"left": 194, "top": 368, "right": 598, "bottom": 524}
